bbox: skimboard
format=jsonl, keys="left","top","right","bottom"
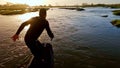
{"left": 28, "top": 43, "right": 54, "bottom": 68}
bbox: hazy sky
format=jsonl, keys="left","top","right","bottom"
{"left": 0, "top": 0, "right": 120, "bottom": 6}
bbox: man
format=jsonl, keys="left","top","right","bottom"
{"left": 11, "top": 8, "right": 54, "bottom": 58}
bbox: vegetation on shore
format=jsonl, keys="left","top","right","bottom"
{"left": 81, "top": 3, "right": 120, "bottom": 8}
{"left": 0, "top": 10, "right": 26, "bottom": 15}
{"left": 111, "top": 19, "right": 120, "bottom": 27}
{"left": 0, "top": 3, "right": 49, "bottom": 15}
{"left": 112, "top": 10, "right": 120, "bottom": 16}
{"left": 0, "top": 4, "right": 26, "bottom": 15}
{"left": 0, "top": 3, "right": 120, "bottom": 15}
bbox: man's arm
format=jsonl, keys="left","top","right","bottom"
{"left": 15, "top": 22, "right": 28, "bottom": 35}
{"left": 11, "top": 20, "right": 30, "bottom": 42}
{"left": 46, "top": 21, "right": 54, "bottom": 40}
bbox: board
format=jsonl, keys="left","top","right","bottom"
{"left": 28, "top": 43, "right": 54, "bottom": 68}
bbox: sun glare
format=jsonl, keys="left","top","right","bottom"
{"left": 18, "top": 12, "right": 38, "bottom": 22}
{"left": 24, "top": 25, "right": 30, "bottom": 31}
{"left": 18, "top": 12, "right": 38, "bottom": 30}
{"left": 25, "top": 0, "right": 45, "bottom": 6}
{"left": 8, "top": 0, "right": 45, "bottom": 6}
{"left": 18, "top": 14, "right": 31, "bottom": 31}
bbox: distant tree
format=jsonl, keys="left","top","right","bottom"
{"left": 82, "top": 3, "right": 88, "bottom": 6}
{"left": 48, "top": 4, "right": 52, "bottom": 7}
{"left": 6, "top": 2, "right": 13, "bottom": 6}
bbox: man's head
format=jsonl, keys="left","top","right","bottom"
{"left": 39, "top": 8, "right": 47, "bottom": 18}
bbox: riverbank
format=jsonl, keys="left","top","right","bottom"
{"left": 111, "top": 19, "right": 120, "bottom": 28}
{"left": 0, "top": 10, "right": 26, "bottom": 15}
{"left": 112, "top": 10, "right": 120, "bottom": 16}
{"left": 0, "top": 8, "right": 49, "bottom": 15}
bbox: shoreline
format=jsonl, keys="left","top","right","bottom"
{"left": 0, "top": 10, "right": 38, "bottom": 15}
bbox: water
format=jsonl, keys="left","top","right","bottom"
{"left": 0, "top": 7, "right": 120, "bottom": 68}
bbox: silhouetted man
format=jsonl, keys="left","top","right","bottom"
{"left": 11, "top": 8, "right": 54, "bottom": 58}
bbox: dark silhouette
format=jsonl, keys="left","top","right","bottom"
{"left": 28, "top": 43, "right": 54, "bottom": 68}
{"left": 11, "top": 8, "right": 54, "bottom": 68}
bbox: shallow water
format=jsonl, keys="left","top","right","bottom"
{"left": 0, "top": 7, "right": 120, "bottom": 68}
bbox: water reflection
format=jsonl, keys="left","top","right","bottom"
{"left": 18, "top": 12, "right": 38, "bottom": 22}
{"left": 24, "top": 24, "right": 30, "bottom": 31}
{"left": 18, "top": 12, "right": 38, "bottom": 30}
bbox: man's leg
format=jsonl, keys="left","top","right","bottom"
{"left": 25, "top": 39, "right": 42, "bottom": 57}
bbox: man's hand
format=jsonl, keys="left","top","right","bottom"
{"left": 51, "top": 38, "right": 53, "bottom": 41}
{"left": 50, "top": 34, "right": 54, "bottom": 41}
{"left": 11, "top": 34, "right": 19, "bottom": 42}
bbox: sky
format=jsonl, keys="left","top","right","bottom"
{"left": 0, "top": 0, "right": 120, "bottom": 6}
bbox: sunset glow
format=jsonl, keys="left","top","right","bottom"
{"left": 8, "top": 0, "right": 45, "bottom": 6}
{"left": 18, "top": 12, "right": 38, "bottom": 30}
